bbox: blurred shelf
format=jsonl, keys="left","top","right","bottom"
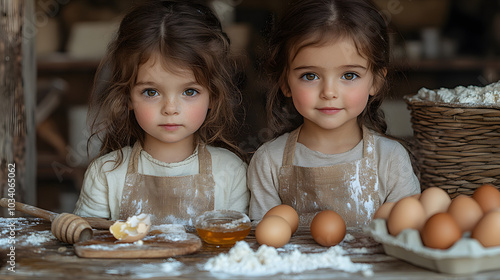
{"left": 38, "top": 58, "right": 101, "bottom": 72}
{"left": 394, "top": 57, "right": 500, "bottom": 71}
{"left": 37, "top": 152, "right": 86, "bottom": 190}
{"left": 37, "top": 55, "right": 100, "bottom": 105}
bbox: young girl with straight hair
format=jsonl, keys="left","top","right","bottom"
{"left": 74, "top": 0, "right": 248, "bottom": 225}
{"left": 248, "top": 0, "right": 420, "bottom": 227}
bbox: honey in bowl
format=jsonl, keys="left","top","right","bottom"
{"left": 195, "top": 210, "right": 251, "bottom": 245}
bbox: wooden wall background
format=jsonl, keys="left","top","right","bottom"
{"left": 0, "top": 0, "right": 36, "bottom": 215}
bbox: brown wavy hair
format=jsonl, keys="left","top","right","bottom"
{"left": 265, "top": 0, "right": 390, "bottom": 137}
{"left": 88, "top": 0, "right": 245, "bottom": 167}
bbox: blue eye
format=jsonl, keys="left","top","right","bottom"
{"left": 342, "top": 72, "right": 359, "bottom": 81}
{"left": 183, "top": 89, "right": 199, "bottom": 96}
{"left": 301, "top": 73, "right": 319, "bottom": 81}
{"left": 142, "top": 89, "right": 159, "bottom": 97}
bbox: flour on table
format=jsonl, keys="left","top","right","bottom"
{"left": 413, "top": 81, "right": 500, "bottom": 105}
{"left": 147, "top": 224, "right": 190, "bottom": 242}
{"left": 25, "top": 230, "right": 54, "bottom": 245}
{"left": 105, "top": 259, "right": 182, "bottom": 278}
{"left": 348, "top": 247, "right": 371, "bottom": 254}
{"left": 151, "top": 224, "right": 185, "bottom": 233}
{"left": 275, "top": 233, "right": 355, "bottom": 254}
{"left": 81, "top": 243, "right": 138, "bottom": 250}
{"left": 343, "top": 233, "right": 355, "bottom": 242}
{"left": 203, "top": 241, "right": 373, "bottom": 276}
{"left": 0, "top": 218, "right": 56, "bottom": 248}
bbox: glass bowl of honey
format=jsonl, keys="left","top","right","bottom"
{"left": 195, "top": 210, "right": 251, "bottom": 245}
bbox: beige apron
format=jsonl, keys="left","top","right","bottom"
{"left": 278, "top": 126, "right": 380, "bottom": 227}
{"left": 119, "top": 142, "right": 215, "bottom": 225}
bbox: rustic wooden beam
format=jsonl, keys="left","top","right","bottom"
{"left": 0, "top": 0, "right": 36, "bottom": 216}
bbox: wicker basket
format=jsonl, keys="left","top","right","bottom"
{"left": 404, "top": 95, "right": 500, "bottom": 198}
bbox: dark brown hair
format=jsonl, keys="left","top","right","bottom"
{"left": 88, "top": 0, "right": 245, "bottom": 166}
{"left": 265, "top": 0, "right": 390, "bottom": 137}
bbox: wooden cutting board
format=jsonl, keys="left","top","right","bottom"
{"left": 74, "top": 229, "right": 202, "bottom": 259}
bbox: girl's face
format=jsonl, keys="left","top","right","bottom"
{"left": 130, "top": 54, "right": 210, "bottom": 154}
{"left": 283, "top": 38, "right": 377, "bottom": 135}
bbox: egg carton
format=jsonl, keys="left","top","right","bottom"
{"left": 367, "top": 219, "right": 500, "bottom": 275}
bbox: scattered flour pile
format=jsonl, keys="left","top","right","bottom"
{"left": 203, "top": 241, "right": 373, "bottom": 276}
{"left": 414, "top": 81, "right": 500, "bottom": 105}
{"left": 147, "top": 224, "right": 190, "bottom": 242}
{"left": 0, "top": 218, "right": 56, "bottom": 248}
{"left": 24, "top": 230, "right": 54, "bottom": 245}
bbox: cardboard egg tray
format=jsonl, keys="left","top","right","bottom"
{"left": 367, "top": 219, "right": 500, "bottom": 275}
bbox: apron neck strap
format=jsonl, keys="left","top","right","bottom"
{"left": 197, "top": 144, "right": 211, "bottom": 175}
{"left": 126, "top": 142, "right": 211, "bottom": 175}
{"left": 282, "top": 126, "right": 301, "bottom": 166}
{"left": 127, "top": 142, "right": 142, "bottom": 174}
{"left": 281, "top": 125, "right": 375, "bottom": 166}
{"left": 361, "top": 125, "right": 375, "bottom": 159}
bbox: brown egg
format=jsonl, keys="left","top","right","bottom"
{"left": 263, "top": 204, "right": 299, "bottom": 234}
{"left": 421, "top": 213, "right": 462, "bottom": 249}
{"left": 387, "top": 196, "right": 426, "bottom": 236}
{"left": 373, "top": 202, "right": 395, "bottom": 220}
{"left": 471, "top": 209, "right": 500, "bottom": 247}
{"left": 310, "top": 210, "right": 346, "bottom": 247}
{"left": 447, "top": 195, "right": 483, "bottom": 233}
{"left": 472, "top": 184, "right": 500, "bottom": 214}
{"left": 255, "top": 215, "right": 291, "bottom": 248}
{"left": 419, "top": 187, "right": 451, "bottom": 219}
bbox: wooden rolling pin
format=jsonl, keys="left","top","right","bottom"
{"left": 0, "top": 198, "right": 115, "bottom": 244}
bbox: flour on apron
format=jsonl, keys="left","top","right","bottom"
{"left": 278, "top": 126, "right": 380, "bottom": 227}
{"left": 119, "top": 142, "right": 215, "bottom": 225}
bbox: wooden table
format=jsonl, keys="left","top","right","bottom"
{"left": 0, "top": 217, "right": 498, "bottom": 279}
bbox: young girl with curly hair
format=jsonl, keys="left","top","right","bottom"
{"left": 74, "top": 0, "right": 248, "bottom": 225}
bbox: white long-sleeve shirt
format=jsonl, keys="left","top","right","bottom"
{"left": 247, "top": 131, "right": 421, "bottom": 221}
{"left": 74, "top": 145, "right": 248, "bottom": 220}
